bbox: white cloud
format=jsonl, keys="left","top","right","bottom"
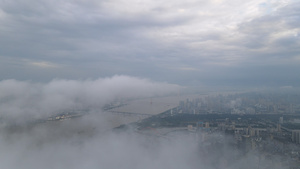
{"left": 30, "top": 61, "right": 59, "bottom": 68}
{"left": 0, "top": 75, "right": 180, "bottom": 123}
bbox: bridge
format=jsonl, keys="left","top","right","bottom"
{"left": 105, "top": 110, "right": 153, "bottom": 118}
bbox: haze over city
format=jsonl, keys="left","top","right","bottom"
{"left": 0, "top": 0, "right": 300, "bottom": 169}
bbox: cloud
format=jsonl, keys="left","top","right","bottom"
{"left": 29, "top": 61, "right": 59, "bottom": 68}
{"left": 0, "top": 120, "right": 289, "bottom": 169}
{"left": 0, "top": 75, "right": 180, "bottom": 124}
{"left": 0, "top": 0, "right": 299, "bottom": 87}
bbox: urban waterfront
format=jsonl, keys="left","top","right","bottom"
{"left": 2, "top": 91, "right": 300, "bottom": 169}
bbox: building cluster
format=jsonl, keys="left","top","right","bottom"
{"left": 165, "top": 92, "right": 300, "bottom": 169}
{"left": 183, "top": 116, "right": 300, "bottom": 169}
{"left": 178, "top": 92, "right": 300, "bottom": 115}
{"left": 292, "top": 130, "right": 300, "bottom": 144}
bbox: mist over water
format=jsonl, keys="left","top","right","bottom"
{"left": 0, "top": 75, "right": 190, "bottom": 169}
{"left": 0, "top": 75, "right": 179, "bottom": 124}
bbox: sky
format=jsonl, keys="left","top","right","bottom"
{"left": 0, "top": 0, "right": 300, "bottom": 87}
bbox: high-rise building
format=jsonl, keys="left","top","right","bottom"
{"left": 277, "top": 124, "right": 281, "bottom": 132}
{"left": 292, "top": 130, "right": 300, "bottom": 144}
{"left": 279, "top": 117, "right": 283, "bottom": 124}
{"left": 290, "top": 104, "right": 295, "bottom": 113}
{"left": 205, "top": 122, "right": 209, "bottom": 128}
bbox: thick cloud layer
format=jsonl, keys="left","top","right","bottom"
{"left": 0, "top": 75, "right": 180, "bottom": 123}
{"left": 0, "top": 0, "right": 299, "bottom": 87}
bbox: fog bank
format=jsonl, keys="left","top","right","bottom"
{"left": 0, "top": 75, "right": 180, "bottom": 124}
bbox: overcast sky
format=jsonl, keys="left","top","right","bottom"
{"left": 0, "top": 0, "right": 299, "bottom": 88}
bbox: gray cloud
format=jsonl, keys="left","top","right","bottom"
{"left": 0, "top": 0, "right": 299, "bottom": 87}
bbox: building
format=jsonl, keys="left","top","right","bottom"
{"left": 292, "top": 130, "right": 300, "bottom": 144}
{"left": 279, "top": 117, "right": 283, "bottom": 124}
{"left": 205, "top": 122, "right": 209, "bottom": 128}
